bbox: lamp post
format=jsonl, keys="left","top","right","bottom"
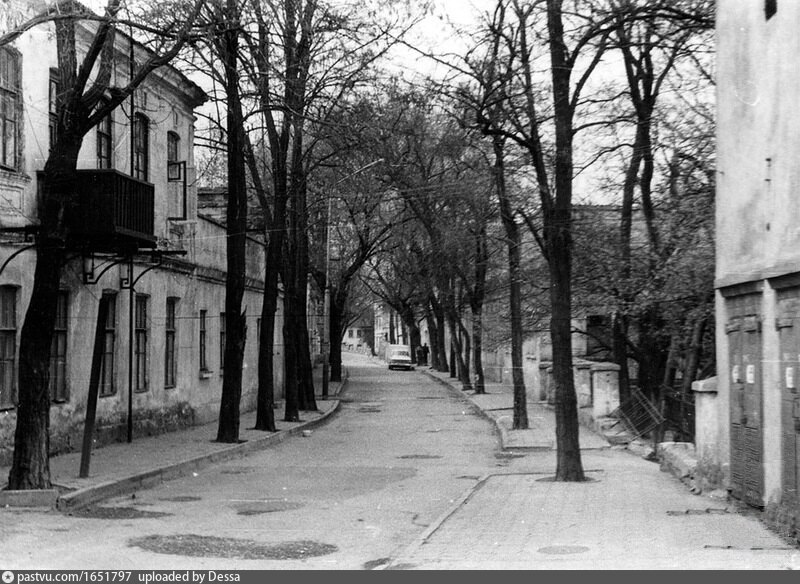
{"left": 322, "top": 158, "right": 383, "bottom": 398}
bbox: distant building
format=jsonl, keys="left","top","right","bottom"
{"left": 715, "top": 0, "right": 800, "bottom": 528}
{"left": 0, "top": 12, "right": 280, "bottom": 464}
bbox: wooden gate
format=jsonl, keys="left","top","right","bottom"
{"left": 725, "top": 292, "right": 764, "bottom": 508}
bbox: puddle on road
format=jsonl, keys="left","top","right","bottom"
{"left": 158, "top": 496, "right": 202, "bottom": 503}
{"left": 69, "top": 506, "right": 172, "bottom": 519}
{"left": 234, "top": 499, "right": 304, "bottom": 515}
{"left": 538, "top": 545, "right": 590, "bottom": 555}
{"left": 220, "top": 466, "right": 255, "bottom": 475}
{"left": 130, "top": 534, "right": 338, "bottom": 560}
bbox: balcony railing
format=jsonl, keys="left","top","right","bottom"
{"left": 39, "top": 169, "right": 156, "bottom": 252}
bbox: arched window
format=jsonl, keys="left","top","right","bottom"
{"left": 133, "top": 113, "right": 149, "bottom": 181}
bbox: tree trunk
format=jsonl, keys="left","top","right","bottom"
{"left": 8, "top": 245, "right": 64, "bottom": 489}
{"left": 431, "top": 295, "right": 448, "bottom": 373}
{"left": 329, "top": 289, "right": 344, "bottom": 382}
{"left": 216, "top": 1, "right": 247, "bottom": 443}
{"left": 8, "top": 137, "right": 80, "bottom": 489}
{"left": 425, "top": 309, "right": 439, "bottom": 371}
{"left": 612, "top": 311, "right": 631, "bottom": 405}
{"left": 492, "top": 135, "right": 527, "bottom": 429}
{"left": 254, "top": 261, "right": 279, "bottom": 432}
{"left": 547, "top": 0, "right": 583, "bottom": 481}
{"left": 472, "top": 304, "right": 486, "bottom": 394}
{"left": 459, "top": 317, "right": 472, "bottom": 390}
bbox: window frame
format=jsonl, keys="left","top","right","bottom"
{"left": 219, "top": 312, "right": 226, "bottom": 375}
{"left": 48, "top": 68, "right": 59, "bottom": 152}
{"left": 49, "top": 291, "right": 69, "bottom": 402}
{"left": 134, "top": 294, "right": 149, "bottom": 392}
{"left": 133, "top": 112, "right": 149, "bottom": 181}
{"left": 0, "top": 285, "right": 17, "bottom": 409}
{"left": 96, "top": 99, "right": 113, "bottom": 169}
{"left": 164, "top": 297, "right": 178, "bottom": 388}
{"left": 99, "top": 293, "right": 117, "bottom": 397}
{"left": 0, "top": 47, "right": 21, "bottom": 172}
{"left": 199, "top": 310, "right": 208, "bottom": 372}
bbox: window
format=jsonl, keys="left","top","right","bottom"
{"left": 219, "top": 312, "right": 226, "bottom": 374}
{"left": 100, "top": 293, "right": 116, "bottom": 396}
{"left": 96, "top": 100, "right": 113, "bottom": 169}
{"left": 199, "top": 310, "right": 208, "bottom": 371}
{"left": 134, "top": 295, "right": 148, "bottom": 392}
{"left": 0, "top": 286, "right": 17, "bottom": 409}
{"left": 49, "top": 291, "right": 68, "bottom": 402}
{"left": 165, "top": 297, "right": 177, "bottom": 388}
{"left": 48, "top": 69, "right": 59, "bottom": 151}
{"left": 167, "top": 131, "right": 181, "bottom": 180}
{"left": 766, "top": 0, "right": 777, "bottom": 19}
{"left": 348, "top": 329, "right": 354, "bottom": 338}
{"left": 0, "top": 47, "right": 20, "bottom": 171}
{"left": 133, "top": 113, "right": 149, "bottom": 181}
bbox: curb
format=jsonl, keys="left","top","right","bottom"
{"left": 418, "top": 370, "right": 501, "bottom": 438}
{"left": 56, "top": 378, "right": 347, "bottom": 511}
{"left": 380, "top": 473, "right": 493, "bottom": 570}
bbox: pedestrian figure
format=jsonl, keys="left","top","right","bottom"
{"left": 421, "top": 344, "right": 429, "bottom": 366}
{"left": 416, "top": 346, "right": 424, "bottom": 365}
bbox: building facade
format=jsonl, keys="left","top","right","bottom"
{"left": 0, "top": 10, "right": 280, "bottom": 465}
{"left": 716, "top": 0, "right": 800, "bottom": 531}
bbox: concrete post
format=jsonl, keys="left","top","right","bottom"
{"left": 591, "top": 362, "right": 620, "bottom": 418}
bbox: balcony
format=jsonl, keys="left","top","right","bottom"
{"left": 39, "top": 169, "right": 156, "bottom": 253}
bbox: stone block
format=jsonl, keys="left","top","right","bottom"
{"left": 0, "top": 488, "right": 60, "bottom": 508}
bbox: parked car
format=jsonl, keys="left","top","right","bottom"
{"left": 386, "top": 344, "right": 414, "bottom": 370}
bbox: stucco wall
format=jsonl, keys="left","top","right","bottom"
{"left": 717, "top": 0, "right": 800, "bottom": 286}
{"left": 716, "top": 0, "right": 799, "bottom": 513}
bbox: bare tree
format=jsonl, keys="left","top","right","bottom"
{"left": 3, "top": 0, "right": 204, "bottom": 489}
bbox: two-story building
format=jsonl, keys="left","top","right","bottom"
{"left": 715, "top": 0, "right": 800, "bottom": 535}
{"left": 0, "top": 6, "right": 281, "bottom": 465}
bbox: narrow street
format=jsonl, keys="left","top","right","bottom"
{"left": 3, "top": 353, "right": 799, "bottom": 570}
{"left": 2, "top": 354, "right": 500, "bottom": 570}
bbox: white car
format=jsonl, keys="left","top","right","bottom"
{"left": 387, "top": 345, "right": 415, "bottom": 371}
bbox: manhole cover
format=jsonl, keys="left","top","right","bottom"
{"left": 398, "top": 454, "right": 442, "bottom": 460}
{"left": 417, "top": 396, "right": 445, "bottom": 400}
{"left": 158, "top": 496, "right": 202, "bottom": 503}
{"left": 129, "top": 534, "right": 337, "bottom": 560}
{"left": 235, "top": 500, "right": 304, "bottom": 515}
{"left": 70, "top": 506, "right": 172, "bottom": 519}
{"left": 538, "top": 545, "right": 590, "bottom": 555}
{"left": 358, "top": 407, "right": 381, "bottom": 413}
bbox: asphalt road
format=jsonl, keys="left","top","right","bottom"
{"left": 2, "top": 354, "right": 503, "bottom": 570}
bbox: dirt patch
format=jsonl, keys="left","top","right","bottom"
{"left": 129, "top": 534, "right": 337, "bottom": 560}
{"left": 234, "top": 499, "right": 304, "bottom": 515}
{"left": 158, "top": 496, "right": 202, "bottom": 503}
{"left": 220, "top": 466, "right": 254, "bottom": 475}
{"left": 363, "top": 557, "right": 391, "bottom": 570}
{"left": 69, "top": 506, "right": 172, "bottom": 519}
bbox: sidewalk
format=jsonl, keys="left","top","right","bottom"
{"left": 421, "top": 367, "right": 610, "bottom": 451}
{"left": 388, "top": 367, "right": 800, "bottom": 569}
{"left": 1, "top": 368, "right": 346, "bottom": 511}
